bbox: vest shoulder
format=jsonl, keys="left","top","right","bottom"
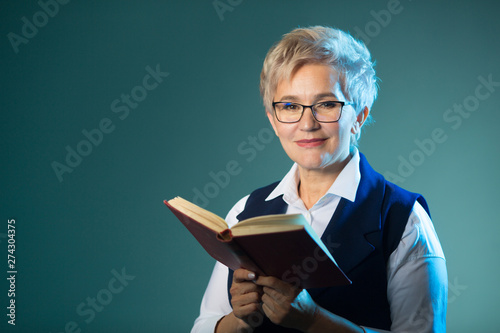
{"left": 359, "top": 152, "right": 428, "bottom": 213}
{"left": 382, "top": 179, "right": 430, "bottom": 215}
{"left": 236, "top": 181, "right": 284, "bottom": 221}
{"left": 248, "top": 181, "right": 281, "bottom": 200}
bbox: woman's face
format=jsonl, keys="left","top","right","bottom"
{"left": 267, "top": 63, "right": 362, "bottom": 173}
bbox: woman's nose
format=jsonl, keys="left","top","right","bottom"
{"left": 299, "top": 106, "right": 320, "bottom": 131}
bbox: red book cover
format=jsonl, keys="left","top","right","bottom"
{"left": 165, "top": 199, "right": 351, "bottom": 288}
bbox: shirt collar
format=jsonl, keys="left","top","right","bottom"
{"left": 266, "top": 148, "right": 361, "bottom": 203}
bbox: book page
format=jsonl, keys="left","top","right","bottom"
{"left": 232, "top": 214, "right": 307, "bottom": 227}
{"left": 168, "top": 197, "right": 227, "bottom": 231}
{"left": 230, "top": 224, "right": 304, "bottom": 236}
{"left": 232, "top": 213, "right": 337, "bottom": 264}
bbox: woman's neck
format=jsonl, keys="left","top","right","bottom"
{"left": 297, "top": 155, "right": 352, "bottom": 210}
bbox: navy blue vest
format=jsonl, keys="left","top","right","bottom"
{"left": 227, "top": 153, "right": 430, "bottom": 332}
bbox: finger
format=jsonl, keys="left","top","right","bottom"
{"left": 230, "top": 278, "right": 263, "bottom": 298}
{"left": 232, "top": 293, "right": 263, "bottom": 319}
{"left": 262, "top": 285, "right": 297, "bottom": 312}
{"left": 230, "top": 289, "right": 263, "bottom": 319}
{"left": 234, "top": 306, "right": 261, "bottom": 320}
{"left": 230, "top": 284, "right": 261, "bottom": 299}
{"left": 261, "top": 293, "right": 279, "bottom": 320}
{"left": 262, "top": 286, "right": 286, "bottom": 303}
{"left": 233, "top": 268, "right": 257, "bottom": 283}
{"left": 232, "top": 291, "right": 261, "bottom": 307}
{"left": 255, "top": 275, "right": 294, "bottom": 295}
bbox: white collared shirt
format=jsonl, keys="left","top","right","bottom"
{"left": 191, "top": 150, "right": 447, "bottom": 333}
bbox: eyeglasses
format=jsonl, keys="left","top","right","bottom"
{"left": 272, "top": 101, "right": 349, "bottom": 123}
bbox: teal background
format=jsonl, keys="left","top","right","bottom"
{"left": 1, "top": 0, "right": 499, "bottom": 332}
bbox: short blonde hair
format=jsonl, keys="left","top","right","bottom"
{"left": 260, "top": 26, "right": 378, "bottom": 146}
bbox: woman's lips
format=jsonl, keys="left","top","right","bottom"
{"left": 295, "top": 138, "right": 327, "bottom": 148}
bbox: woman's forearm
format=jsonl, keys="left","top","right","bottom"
{"left": 215, "top": 312, "right": 254, "bottom": 333}
{"left": 306, "top": 306, "right": 364, "bottom": 333}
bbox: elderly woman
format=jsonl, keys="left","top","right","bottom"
{"left": 192, "top": 26, "right": 447, "bottom": 333}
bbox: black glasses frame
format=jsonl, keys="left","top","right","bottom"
{"left": 272, "top": 101, "right": 348, "bottom": 123}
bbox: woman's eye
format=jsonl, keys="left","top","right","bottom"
{"left": 318, "top": 101, "right": 337, "bottom": 109}
{"left": 283, "top": 104, "right": 298, "bottom": 110}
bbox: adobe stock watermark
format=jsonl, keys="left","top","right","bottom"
{"left": 51, "top": 64, "right": 169, "bottom": 183}
{"left": 192, "top": 126, "right": 275, "bottom": 208}
{"left": 213, "top": 0, "right": 243, "bottom": 21}
{"left": 238, "top": 235, "right": 341, "bottom": 332}
{"left": 281, "top": 234, "right": 341, "bottom": 288}
{"left": 447, "top": 276, "right": 467, "bottom": 304}
{"left": 49, "top": 267, "right": 135, "bottom": 333}
{"left": 7, "top": 0, "right": 71, "bottom": 54}
{"left": 408, "top": 276, "right": 467, "bottom": 330}
{"left": 385, "top": 74, "right": 499, "bottom": 184}
{"left": 352, "top": 0, "right": 404, "bottom": 46}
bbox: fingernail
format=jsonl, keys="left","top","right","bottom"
{"left": 248, "top": 272, "right": 255, "bottom": 280}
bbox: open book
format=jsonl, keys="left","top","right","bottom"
{"left": 164, "top": 197, "right": 350, "bottom": 288}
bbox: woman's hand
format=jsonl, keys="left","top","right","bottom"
{"left": 228, "top": 269, "right": 263, "bottom": 331}
{"left": 254, "top": 275, "right": 318, "bottom": 331}
{"left": 223, "top": 272, "right": 362, "bottom": 333}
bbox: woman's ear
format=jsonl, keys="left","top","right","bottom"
{"left": 266, "top": 111, "right": 279, "bottom": 137}
{"left": 351, "top": 106, "right": 369, "bottom": 135}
